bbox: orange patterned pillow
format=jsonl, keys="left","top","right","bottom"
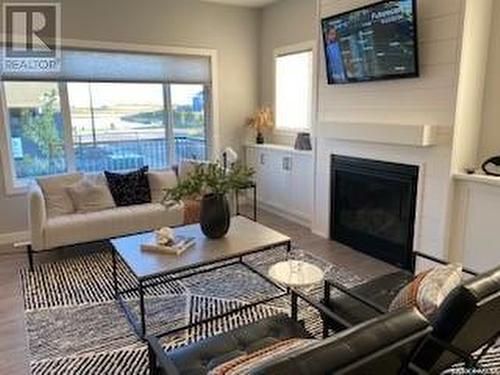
{"left": 389, "top": 264, "right": 462, "bottom": 317}
{"left": 208, "top": 338, "right": 315, "bottom": 375}
{"left": 389, "top": 270, "right": 430, "bottom": 312}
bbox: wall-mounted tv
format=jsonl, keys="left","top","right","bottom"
{"left": 321, "top": 0, "right": 418, "bottom": 84}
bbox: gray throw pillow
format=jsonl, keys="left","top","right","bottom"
{"left": 67, "top": 179, "right": 116, "bottom": 213}
{"left": 36, "top": 173, "right": 84, "bottom": 217}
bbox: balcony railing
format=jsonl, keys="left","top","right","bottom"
{"left": 74, "top": 136, "right": 206, "bottom": 173}
{"left": 13, "top": 135, "right": 206, "bottom": 179}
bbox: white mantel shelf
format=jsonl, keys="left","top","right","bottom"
{"left": 454, "top": 172, "right": 500, "bottom": 188}
{"left": 245, "top": 143, "right": 313, "bottom": 155}
{"left": 318, "top": 121, "right": 450, "bottom": 147}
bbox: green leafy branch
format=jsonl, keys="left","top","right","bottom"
{"left": 162, "top": 162, "right": 255, "bottom": 205}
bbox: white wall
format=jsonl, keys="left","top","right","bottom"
{"left": 478, "top": 0, "right": 500, "bottom": 163}
{"left": 314, "top": 0, "right": 466, "bottom": 259}
{"left": 0, "top": 0, "right": 260, "bottom": 237}
{"left": 451, "top": 0, "right": 493, "bottom": 173}
{"left": 318, "top": 0, "right": 464, "bottom": 129}
{"left": 259, "top": 0, "right": 316, "bottom": 145}
{"left": 447, "top": 0, "right": 500, "bottom": 272}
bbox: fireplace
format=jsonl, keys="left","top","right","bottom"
{"left": 330, "top": 155, "right": 419, "bottom": 270}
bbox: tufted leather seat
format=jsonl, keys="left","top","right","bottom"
{"left": 151, "top": 308, "right": 430, "bottom": 375}
{"left": 166, "top": 314, "right": 312, "bottom": 374}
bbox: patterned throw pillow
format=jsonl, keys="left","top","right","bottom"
{"left": 208, "top": 338, "right": 315, "bottom": 375}
{"left": 104, "top": 167, "right": 151, "bottom": 206}
{"left": 389, "top": 263, "right": 463, "bottom": 318}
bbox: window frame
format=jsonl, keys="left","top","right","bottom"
{"left": 0, "top": 40, "right": 218, "bottom": 195}
{"left": 273, "top": 41, "right": 316, "bottom": 135}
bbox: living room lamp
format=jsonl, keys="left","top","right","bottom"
{"left": 221, "top": 147, "right": 238, "bottom": 171}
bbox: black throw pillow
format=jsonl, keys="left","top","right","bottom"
{"left": 104, "top": 166, "right": 151, "bottom": 206}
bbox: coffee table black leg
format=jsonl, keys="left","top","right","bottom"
{"left": 112, "top": 247, "right": 118, "bottom": 298}
{"left": 148, "top": 342, "right": 158, "bottom": 375}
{"left": 291, "top": 291, "right": 298, "bottom": 321}
{"left": 253, "top": 184, "right": 257, "bottom": 221}
{"left": 236, "top": 189, "right": 240, "bottom": 216}
{"left": 139, "top": 280, "right": 146, "bottom": 338}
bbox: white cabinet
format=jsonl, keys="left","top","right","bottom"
{"left": 290, "top": 153, "right": 313, "bottom": 219}
{"left": 246, "top": 144, "right": 313, "bottom": 226}
{"left": 451, "top": 178, "right": 500, "bottom": 272}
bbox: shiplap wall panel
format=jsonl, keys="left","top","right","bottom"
{"left": 318, "top": 0, "right": 464, "bottom": 129}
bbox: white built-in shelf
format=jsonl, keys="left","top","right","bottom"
{"left": 245, "top": 143, "right": 313, "bottom": 155}
{"left": 318, "top": 121, "right": 450, "bottom": 147}
{"left": 453, "top": 172, "right": 500, "bottom": 188}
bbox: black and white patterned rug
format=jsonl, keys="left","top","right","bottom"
{"left": 21, "top": 243, "right": 365, "bottom": 374}
{"left": 20, "top": 243, "right": 500, "bottom": 374}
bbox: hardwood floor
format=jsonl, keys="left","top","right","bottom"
{"left": 0, "top": 207, "right": 395, "bottom": 375}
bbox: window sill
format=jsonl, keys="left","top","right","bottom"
{"left": 274, "top": 129, "right": 311, "bottom": 136}
{"left": 5, "top": 183, "right": 29, "bottom": 196}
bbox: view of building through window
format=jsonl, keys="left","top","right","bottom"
{"left": 4, "top": 81, "right": 67, "bottom": 179}
{"left": 67, "top": 82, "right": 166, "bottom": 172}
{"left": 171, "top": 84, "right": 206, "bottom": 164}
{"left": 3, "top": 81, "right": 207, "bottom": 181}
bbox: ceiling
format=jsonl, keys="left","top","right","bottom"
{"left": 201, "top": 0, "right": 279, "bottom": 8}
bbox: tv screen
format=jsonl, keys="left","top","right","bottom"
{"left": 321, "top": 0, "right": 418, "bottom": 84}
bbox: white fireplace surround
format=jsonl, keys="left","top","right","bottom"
{"left": 317, "top": 121, "right": 451, "bottom": 148}
{"left": 312, "top": 131, "right": 454, "bottom": 261}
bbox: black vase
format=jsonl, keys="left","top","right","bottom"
{"left": 256, "top": 132, "right": 264, "bottom": 144}
{"left": 200, "top": 193, "right": 230, "bottom": 239}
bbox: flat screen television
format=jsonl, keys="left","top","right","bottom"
{"left": 321, "top": 0, "right": 418, "bottom": 84}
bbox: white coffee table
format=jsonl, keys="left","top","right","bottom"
{"left": 268, "top": 260, "right": 325, "bottom": 320}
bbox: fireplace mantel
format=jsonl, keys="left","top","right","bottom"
{"left": 317, "top": 121, "right": 451, "bottom": 147}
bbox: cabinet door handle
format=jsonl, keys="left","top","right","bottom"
{"left": 260, "top": 153, "right": 265, "bottom": 165}
{"left": 283, "top": 157, "right": 292, "bottom": 171}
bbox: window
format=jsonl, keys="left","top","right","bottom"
{"left": 68, "top": 82, "right": 166, "bottom": 172}
{"left": 2, "top": 81, "right": 208, "bottom": 187}
{"left": 171, "top": 84, "right": 206, "bottom": 164}
{"left": 0, "top": 47, "right": 213, "bottom": 191}
{"left": 3, "top": 82, "right": 68, "bottom": 181}
{"left": 275, "top": 50, "right": 313, "bottom": 131}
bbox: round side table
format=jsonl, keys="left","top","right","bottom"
{"left": 268, "top": 260, "right": 325, "bottom": 321}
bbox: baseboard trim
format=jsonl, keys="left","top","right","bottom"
{"left": 311, "top": 228, "right": 328, "bottom": 239}
{"left": 0, "top": 231, "right": 29, "bottom": 246}
{"left": 257, "top": 201, "right": 311, "bottom": 228}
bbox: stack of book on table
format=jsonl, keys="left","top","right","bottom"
{"left": 141, "top": 235, "right": 196, "bottom": 256}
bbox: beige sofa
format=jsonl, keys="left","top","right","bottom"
{"left": 27, "top": 169, "right": 184, "bottom": 269}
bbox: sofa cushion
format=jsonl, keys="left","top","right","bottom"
{"left": 147, "top": 170, "right": 177, "bottom": 203}
{"left": 43, "top": 203, "right": 183, "bottom": 249}
{"left": 167, "top": 314, "right": 311, "bottom": 374}
{"left": 105, "top": 166, "right": 151, "bottom": 206}
{"left": 36, "top": 173, "right": 84, "bottom": 217}
{"left": 67, "top": 178, "right": 115, "bottom": 213}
